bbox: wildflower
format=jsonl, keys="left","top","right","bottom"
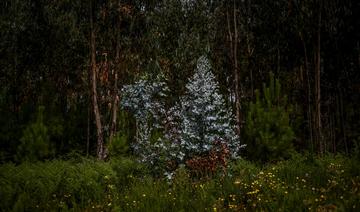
{"left": 234, "top": 180, "right": 241, "bottom": 185}
{"left": 142, "top": 194, "right": 146, "bottom": 197}
{"left": 229, "top": 204, "right": 237, "bottom": 209}
{"left": 247, "top": 189, "right": 260, "bottom": 195}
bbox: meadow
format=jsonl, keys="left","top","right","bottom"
{"left": 1, "top": 153, "right": 359, "bottom": 211}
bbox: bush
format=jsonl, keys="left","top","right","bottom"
{"left": 1, "top": 154, "right": 358, "bottom": 211}
{"left": 0, "top": 159, "right": 117, "bottom": 211}
{"left": 110, "top": 157, "right": 149, "bottom": 189}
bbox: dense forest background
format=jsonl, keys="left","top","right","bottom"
{"left": 0, "top": 0, "right": 359, "bottom": 162}
{"left": 1, "top": 0, "right": 360, "bottom": 211}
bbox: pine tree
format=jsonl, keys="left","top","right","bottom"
{"left": 244, "top": 72, "right": 295, "bottom": 162}
{"left": 16, "top": 106, "right": 54, "bottom": 162}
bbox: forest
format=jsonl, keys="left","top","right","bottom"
{"left": 0, "top": 0, "right": 359, "bottom": 211}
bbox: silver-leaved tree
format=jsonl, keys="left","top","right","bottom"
{"left": 120, "top": 76, "right": 168, "bottom": 164}
{"left": 176, "top": 56, "right": 242, "bottom": 159}
{"left": 121, "top": 56, "right": 243, "bottom": 172}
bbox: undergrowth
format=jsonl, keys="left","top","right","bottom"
{"left": 0, "top": 154, "right": 359, "bottom": 211}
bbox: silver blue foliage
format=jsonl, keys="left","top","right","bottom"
{"left": 120, "top": 56, "right": 243, "bottom": 168}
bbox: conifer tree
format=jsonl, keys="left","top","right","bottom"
{"left": 244, "top": 73, "right": 294, "bottom": 162}
{"left": 16, "top": 106, "right": 54, "bottom": 162}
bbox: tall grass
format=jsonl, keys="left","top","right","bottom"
{"left": 0, "top": 154, "right": 359, "bottom": 211}
{"left": 0, "top": 158, "right": 117, "bottom": 211}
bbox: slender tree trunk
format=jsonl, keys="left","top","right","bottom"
{"left": 246, "top": 0, "right": 254, "bottom": 100}
{"left": 330, "top": 104, "right": 336, "bottom": 153}
{"left": 86, "top": 104, "right": 90, "bottom": 157}
{"left": 300, "top": 32, "right": 314, "bottom": 152}
{"left": 90, "top": 0, "right": 105, "bottom": 160}
{"left": 227, "top": 1, "right": 241, "bottom": 136}
{"left": 338, "top": 88, "right": 348, "bottom": 154}
{"left": 315, "top": 0, "right": 322, "bottom": 154}
{"left": 109, "top": 39, "right": 120, "bottom": 145}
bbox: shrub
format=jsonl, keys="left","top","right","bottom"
{"left": 1, "top": 155, "right": 359, "bottom": 211}
{"left": 0, "top": 159, "right": 116, "bottom": 211}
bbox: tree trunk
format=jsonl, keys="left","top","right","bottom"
{"left": 314, "top": 0, "right": 322, "bottom": 154}
{"left": 300, "top": 32, "right": 314, "bottom": 152}
{"left": 86, "top": 103, "right": 90, "bottom": 157}
{"left": 246, "top": 0, "right": 254, "bottom": 100}
{"left": 90, "top": 0, "right": 105, "bottom": 160}
{"left": 338, "top": 87, "right": 348, "bottom": 154}
{"left": 109, "top": 38, "right": 120, "bottom": 145}
{"left": 227, "top": 1, "right": 241, "bottom": 136}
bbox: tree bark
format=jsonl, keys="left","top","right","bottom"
{"left": 109, "top": 39, "right": 120, "bottom": 145}
{"left": 338, "top": 87, "right": 348, "bottom": 154}
{"left": 300, "top": 32, "right": 314, "bottom": 152}
{"left": 90, "top": 0, "right": 105, "bottom": 160}
{"left": 246, "top": 0, "right": 254, "bottom": 100}
{"left": 227, "top": 1, "right": 241, "bottom": 136}
{"left": 86, "top": 103, "right": 90, "bottom": 157}
{"left": 314, "top": 0, "right": 322, "bottom": 154}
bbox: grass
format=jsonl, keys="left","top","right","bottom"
{"left": 0, "top": 154, "right": 359, "bottom": 211}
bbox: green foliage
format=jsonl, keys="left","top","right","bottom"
{"left": 0, "top": 159, "right": 117, "bottom": 211}
{"left": 108, "top": 109, "right": 134, "bottom": 158}
{"left": 229, "top": 159, "right": 260, "bottom": 182}
{"left": 108, "top": 132, "right": 129, "bottom": 157}
{"left": 16, "top": 106, "right": 54, "bottom": 162}
{"left": 244, "top": 73, "right": 295, "bottom": 162}
{"left": 1, "top": 154, "right": 359, "bottom": 211}
{"left": 110, "top": 157, "right": 148, "bottom": 190}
